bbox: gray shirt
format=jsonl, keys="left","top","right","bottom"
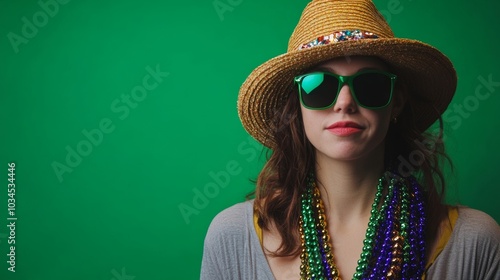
{"left": 201, "top": 200, "right": 500, "bottom": 280}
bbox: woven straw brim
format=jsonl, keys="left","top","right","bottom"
{"left": 237, "top": 38, "right": 457, "bottom": 148}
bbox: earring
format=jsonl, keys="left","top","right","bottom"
{"left": 392, "top": 116, "right": 398, "bottom": 124}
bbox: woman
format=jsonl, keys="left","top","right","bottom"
{"left": 201, "top": 0, "right": 500, "bottom": 279}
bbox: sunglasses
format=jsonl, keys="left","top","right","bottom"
{"left": 294, "top": 70, "right": 397, "bottom": 110}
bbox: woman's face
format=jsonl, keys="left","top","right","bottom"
{"left": 300, "top": 56, "right": 402, "bottom": 163}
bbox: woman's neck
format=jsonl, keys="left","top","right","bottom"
{"left": 314, "top": 150, "right": 385, "bottom": 224}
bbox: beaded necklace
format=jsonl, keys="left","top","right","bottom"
{"left": 299, "top": 171, "right": 426, "bottom": 280}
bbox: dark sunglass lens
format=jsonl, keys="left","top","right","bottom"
{"left": 354, "top": 73, "right": 392, "bottom": 107}
{"left": 300, "top": 73, "right": 339, "bottom": 108}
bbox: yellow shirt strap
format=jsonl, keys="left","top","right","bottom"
{"left": 254, "top": 212, "right": 263, "bottom": 244}
{"left": 421, "top": 206, "right": 459, "bottom": 279}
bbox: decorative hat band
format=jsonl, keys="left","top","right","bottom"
{"left": 298, "top": 30, "right": 379, "bottom": 50}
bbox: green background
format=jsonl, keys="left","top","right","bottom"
{"left": 0, "top": 0, "right": 499, "bottom": 279}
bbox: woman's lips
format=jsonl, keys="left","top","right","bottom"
{"left": 326, "top": 121, "right": 364, "bottom": 136}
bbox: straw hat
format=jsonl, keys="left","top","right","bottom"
{"left": 237, "top": 0, "right": 457, "bottom": 148}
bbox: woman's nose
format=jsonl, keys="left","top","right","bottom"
{"left": 332, "top": 84, "right": 357, "bottom": 113}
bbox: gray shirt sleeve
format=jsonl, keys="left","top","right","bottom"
{"left": 200, "top": 200, "right": 275, "bottom": 280}
{"left": 426, "top": 207, "right": 500, "bottom": 280}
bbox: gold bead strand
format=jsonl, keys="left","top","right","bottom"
{"left": 313, "top": 185, "right": 341, "bottom": 280}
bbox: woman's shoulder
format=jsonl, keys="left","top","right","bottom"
{"left": 204, "top": 200, "right": 255, "bottom": 242}
{"left": 448, "top": 206, "right": 500, "bottom": 253}
{"left": 426, "top": 206, "right": 500, "bottom": 279}
{"left": 454, "top": 207, "right": 500, "bottom": 240}
{"left": 201, "top": 200, "right": 274, "bottom": 280}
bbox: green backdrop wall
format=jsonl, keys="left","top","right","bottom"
{"left": 0, "top": 0, "right": 499, "bottom": 279}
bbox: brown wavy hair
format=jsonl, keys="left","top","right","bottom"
{"left": 253, "top": 69, "right": 451, "bottom": 257}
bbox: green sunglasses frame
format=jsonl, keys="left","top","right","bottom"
{"left": 294, "top": 69, "right": 397, "bottom": 110}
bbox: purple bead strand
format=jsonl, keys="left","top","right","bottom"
{"left": 317, "top": 229, "right": 333, "bottom": 280}
{"left": 412, "top": 178, "right": 426, "bottom": 278}
{"left": 369, "top": 181, "right": 396, "bottom": 279}
{"left": 407, "top": 177, "right": 426, "bottom": 279}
